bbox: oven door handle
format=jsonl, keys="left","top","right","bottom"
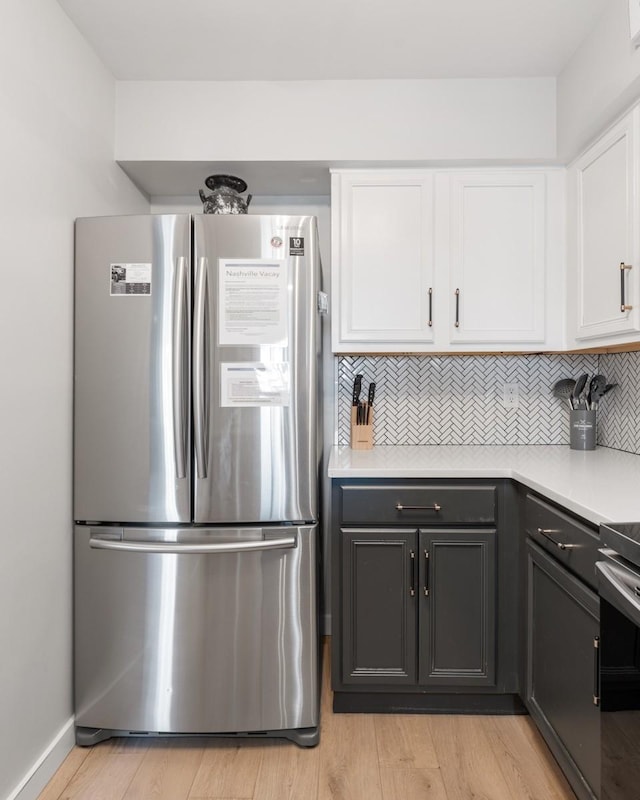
{"left": 597, "top": 560, "right": 640, "bottom": 628}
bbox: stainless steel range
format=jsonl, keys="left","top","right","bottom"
{"left": 597, "top": 522, "right": 640, "bottom": 798}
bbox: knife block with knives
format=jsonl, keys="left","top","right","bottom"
{"left": 350, "top": 374, "right": 375, "bottom": 450}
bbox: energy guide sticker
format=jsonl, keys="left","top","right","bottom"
{"left": 110, "top": 263, "right": 152, "bottom": 295}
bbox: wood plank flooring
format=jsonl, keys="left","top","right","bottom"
{"left": 38, "top": 640, "right": 576, "bottom": 800}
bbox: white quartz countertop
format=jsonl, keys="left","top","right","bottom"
{"left": 328, "top": 445, "right": 640, "bottom": 526}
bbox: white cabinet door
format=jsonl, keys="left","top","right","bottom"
{"left": 445, "top": 172, "right": 547, "bottom": 345}
{"left": 573, "top": 111, "right": 640, "bottom": 341}
{"left": 331, "top": 171, "right": 434, "bottom": 352}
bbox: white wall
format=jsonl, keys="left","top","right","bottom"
{"left": 558, "top": 0, "right": 640, "bottom": 159}
{"left": 0, "top": 3, "right": 148, "bottom": 799}
{"left": 117, "top": 78, "right": 557, "bottom": 163}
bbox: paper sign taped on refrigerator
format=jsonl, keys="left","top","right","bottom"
{"left": 221, "top": 362, "right": 291, "bottom": 407}
{"left": 219, "top": 259, "right": 288, "bottom": 346}
{"left": 110, "top": 263, "right": 152, "bottom": 295}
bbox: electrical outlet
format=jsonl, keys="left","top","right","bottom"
{"left": 502, "top": 382, "right": 520, "bottom": 409}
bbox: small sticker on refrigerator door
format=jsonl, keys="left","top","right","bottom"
{"left": 110, "top": 263, "right": 152, "bottom": 295}
{"left": 219, "top": 259, "right": 287, "bottom": 346}
{"left": 220, "top": 363, "right": 290, "bottom": 407}
{"left": 289, "top": 237, "right": 304, "bottom": 256}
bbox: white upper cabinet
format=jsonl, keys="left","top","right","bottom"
{"left": 331, "top": 171, "right": 434, "bottom": 352}
{"left": 441, "top": 171, "right": 548, "bottom": 345}
{"left": 331, "top": 168, "right": 563, "bottom": 353}
{"left": 569, "top": 109, "right": 640, "bottom": 344}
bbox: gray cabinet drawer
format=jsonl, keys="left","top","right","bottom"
{"left": 525, "top": 494, "right": 599, "bottom": 589}
{"left": 341, "top": 484, "right": 497, "bottom": 525}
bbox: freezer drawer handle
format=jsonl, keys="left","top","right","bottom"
{"left": 89, "top": 535, "right": 297, "bottom": 554}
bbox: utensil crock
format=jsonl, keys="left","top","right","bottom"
{"left": 570, "top": 410, "right": 596, "bottom": 451}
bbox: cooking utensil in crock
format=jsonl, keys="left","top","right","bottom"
{"left": 572, "top": 373, "right": 589, "bottom": 410}
{"left": 553, "top": 378, "right": 577, "bottom": 409}
{"left": 587, "top": 374, "right": 606, "bottom": 410}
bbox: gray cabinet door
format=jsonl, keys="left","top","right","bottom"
{"left": 418, "top": 529, "right": 496, "bottom": 686}
{"left": 526, "top": 541, "right": 600, "bottom": 800}
{"left": 341, "top": 529, "right": 417, "bottom": 684}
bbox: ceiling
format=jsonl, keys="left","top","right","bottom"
{"left": 57, "top": 0, "right": 607, "bottom": 82}
{"left": 56, "top": 0, "right": 609, "bottom": 197}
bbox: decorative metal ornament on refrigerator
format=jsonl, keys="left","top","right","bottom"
{"left": 199, "top": 174, "right": 252, "bottom": 214}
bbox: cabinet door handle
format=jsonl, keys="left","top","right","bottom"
{"left": 428, "top": 287, "right": 433, "bottom": 327}
{"left": 536, "top": 527, "right": 576, "bottom": 550}
{"left": 424, "top": 549, "right": 430, "bottom": 597}
{"left": 410, "top": 550, "right": 416, "bottom": 597}
{"left": 455, "top": 288, "right": 460, "bottom": 328}
{"left": 620, "top": 262, "right": 633, "bottom": 312}
{"left": 593, "top": 635, "right": 600, "bottom": 706}
{"left": 396, "top": 503, "right": 442, "bottom": 512}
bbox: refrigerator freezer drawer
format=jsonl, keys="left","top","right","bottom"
{"left": 74, "top": 524, "right": 319, "bottom": 736}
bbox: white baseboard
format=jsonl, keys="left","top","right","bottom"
{"left": 8, "top": 717, "right": 75, "bottom": 800}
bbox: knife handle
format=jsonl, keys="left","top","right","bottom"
{"left": 367, "top": 382, "right": 376, "bottom": 406}
{"left": 352, "top": 374, "right": 363, "bottom": 406}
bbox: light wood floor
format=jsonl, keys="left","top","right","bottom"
{"left": 38, "top": 640, "right": 576, "bottom": 800}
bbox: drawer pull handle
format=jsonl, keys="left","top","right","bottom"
{"left": 396, "top": 503, "right": 441, "bottom": 512}
{"left": 536, "top": 527, "right": 576, "bottom": 550}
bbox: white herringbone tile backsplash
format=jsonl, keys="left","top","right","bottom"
{"left": 598, "top": 352, "right": 640, "bottom": 454}
{"left": 337, "top": 353, "right": 639, "bottom": 452}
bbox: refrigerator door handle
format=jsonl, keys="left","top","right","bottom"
{"left": 172, "top": 257, "right": 188, "bottom": 479}
{"left": 193, "top": 256, "right": 209, "bottom": 479}
{"left": 89, "top": 535, "right": 297, "bottom": 554}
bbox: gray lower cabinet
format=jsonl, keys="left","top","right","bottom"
{"left": 331, "top": 479, "right": 518, "bottom": 713}
{"left": 524, "top": 498, "right": 600, "bottom": 800}
{"left": 332, "top": 477, "right": 601, "bottom": 796}
{"left": 341, "top": 528, "right": 496, "bottom": 687}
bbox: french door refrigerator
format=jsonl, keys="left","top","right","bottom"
{"left": 73, "top": 214, "right": 323, "bottom": 747}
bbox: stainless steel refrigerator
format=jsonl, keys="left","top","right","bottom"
{"left": 73, "top": 214, "right": 324, "bottom": 747}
